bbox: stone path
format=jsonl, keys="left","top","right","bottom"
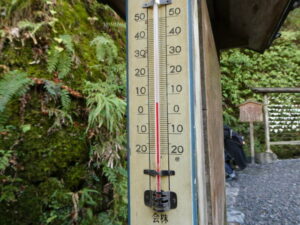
{"left": 226, "top": 159, "right": 300, "bottom": 225}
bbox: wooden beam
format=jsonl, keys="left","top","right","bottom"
{"left": 253, "top": 88, "right": 300, "bottom": 93}
{"left": 100, "top": 0, "right": 296, "bottom": 52}
{"left": 270, "top": 141, "right": 300, "bottom": 145}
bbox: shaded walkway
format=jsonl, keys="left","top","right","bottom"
{"left": 226, "top": 159, "right": 300, "bottom": 225}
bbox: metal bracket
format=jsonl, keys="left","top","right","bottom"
{"left": 144, "top": 169, "right": 175, "bottom": 177}
{"left": 143, "top": 0, "right": 172, "bottom": 8}
{"left": 144, "top": 190, "right": 177, "bottom": 212}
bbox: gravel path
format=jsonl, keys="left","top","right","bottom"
{"left": 226, "top": 159, "right": 300, "bottom": 225}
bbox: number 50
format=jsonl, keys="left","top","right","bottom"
{"left": 169, "top": 8, "right": 181, "bottom": 16}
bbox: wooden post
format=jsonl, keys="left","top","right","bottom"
{"left": 263, "top": 94, "right": 272, "bottom": 153}
{"left": 249, "top": 122, "right": 255, "bottom": 164}
{"left": 199, "top": 1, "right": 226, "bottom": 224}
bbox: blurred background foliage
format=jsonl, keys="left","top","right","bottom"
{"left": 0, "top": 1, "right": 299, "bottom": 224}
{"left": 220, "top": 8, "right": 300, "bottom": 158}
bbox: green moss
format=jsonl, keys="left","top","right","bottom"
{"left": 63, "top": 164, "right": 88, "bottom": 190}
{"left": 1, "top": 45, "right": 32, "bottom": 70}
{"left": 38, "top": 178, "right": 65, "bottom": 202}
{"left": 0, "top": 185, "right": 42, "bottom": 225}
{"left": 0, "top": 0, "right": 127, "bottom": 224}
{"left": 20, "top": 125, "right": 88, "bottom": 182}
{"left": 53, "top": 1, "right": 106, "bottom": 88}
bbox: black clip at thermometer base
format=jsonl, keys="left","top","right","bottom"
{"left": 144, "top": 169, "right": 175, "bottom": 177}
{"left": 143, "top": 170, "right": 177, "bottom": 212}
{"left": 144, "top": 190, "right": 177, "bottom": 212}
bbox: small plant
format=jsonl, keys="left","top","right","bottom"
{"left": 100, "top": 165, "right": 127, "bottom": 225}
{"left": 90, "top": 35, "right": 118, "bottom": 65}
{"left": 47, "top": 34, "right": 74, "bottom": 79}
{"left": 40, "top": 190, "right": 72, "bottom": 225}
{"left": 0, "top": 71, "right": 33, "bottom": 124}
{"left": 42, "top": 80, "right": 73, "bottom": 132}
{"left": 0, "top": 70, "right": 33, "bottom": 113}
{"left": 44, "top": 81, "right": 71, "bottom": 111}
{"left": 84, "top": 81, "right": 126, "bottom": 134}
{"left": 18, "top": 20, "right": 47, "bottom": 44}
{"left": 47, "top": 108, "right": 73, "bottom": 133}
{"left": 0, "top": 150, "right": 12, "bottom": 173}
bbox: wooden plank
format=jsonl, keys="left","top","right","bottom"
{"left": 239, "top": 101, "right": 263, "bottom": 122}
{"left": 263, "top": 95, "right": 272, "bottom": 153}
{"left": 253, "top": 88, "right": 300, "bottom": 93}
{"left": 191, "top": 1, "right": 209, "bottom": 224}
{"left": 213, "top": 0, "right": 292, "bottom": 51}
{"left": 199, "top": 1, "right": 226, "bottom": 224}
{"left": 103, "top": 0, "right": 296, "bottom": 52}
{"left": 270, "top": 141, "right": 300, "bottom": 145}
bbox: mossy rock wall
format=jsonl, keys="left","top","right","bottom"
{"left": 0, "top": 1, "right": 127, "bottom": 224}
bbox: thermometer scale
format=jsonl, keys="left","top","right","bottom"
{"left": 127, "top": 0, "right": 216, "bottom": 224}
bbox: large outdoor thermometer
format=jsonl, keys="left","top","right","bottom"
{"left": 128, "top": 0, "right": 201, "bottom": 224}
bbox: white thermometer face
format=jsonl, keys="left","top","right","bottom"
{"left": 128, "top": 0, "right": 197, "bottom": 224}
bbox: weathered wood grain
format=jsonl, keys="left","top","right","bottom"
{"left": 198, "top": 1, "right": 226, "bottom": 224}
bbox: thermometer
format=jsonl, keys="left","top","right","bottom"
{"left": 128, "top": 0, "right": 205, "bottom": 224}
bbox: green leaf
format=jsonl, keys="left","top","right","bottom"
{"left": 90, "top": 35, "right": 118, "bottom": 64}
{"left": 0, "top": 71, "right": 33, "bottom": 114}
{"left": 21, "top": 124, "right": 31, "bottom": 133}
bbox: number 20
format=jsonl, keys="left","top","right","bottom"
{"left": 171, "top": 145, "right": 184, "bottom": 154}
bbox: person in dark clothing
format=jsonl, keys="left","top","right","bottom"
{"left": 225, "top": 152, "right": 236, "bottom": 180}
{"left": 224, "top": 125, "right": 247, "bottom": 180}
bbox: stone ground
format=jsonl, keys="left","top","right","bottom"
{"left": 226, "top": 159, "right": 300, "bottom": 225}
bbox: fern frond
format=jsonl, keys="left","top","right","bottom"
{"left": 47, "top": 47, "right": 60, "bottom": 73}
{"left": 0, "top": 70, "right": 33, "bottom": 113}
{"left": 90, "top": 35, "right": 118, "bottom": 64}
{"left": 44, "top": 80, "right": 61, "bottom": 97}
{"left": 48, "top": 35, "right": 74, "bottom": 78}
{"left": 83, "top": 81, "right": 104, "bottom": 94}
{"left": 0, "top": 150, "right": 13, "bottom": 172}
{"left": 86, "top": 91, "right": 126, "bottom": 133}
{"left": 47, "top": 108, "right": 73, "bottom": 133}
{"left": 103, "top": 166, "right": 117, "bottom": 183}
{"left": 56, "top": 34, "right": 74, "bottom": 53}
{"left": 18, "top": 20, "right": 45, "bottom": 35}
{"left": 57, "top": 51, "right": 72, "bottom": 79}
{"left": 90, "top": 36, "right": 107, "bottom": 61}
{"left": 60, "top": 89, "right": 71, "bottom": 111}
